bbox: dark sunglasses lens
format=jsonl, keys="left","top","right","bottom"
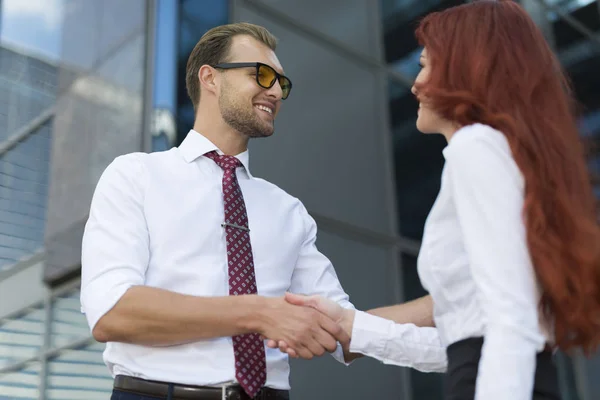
{"left": 257, "top": 65, "right": 277, "bottom": 88}
{"left": 279, "top": 77, "right": 291, "bottom": 99}
{"left": 257, "top": 64, "right": 291, "bottom": 99}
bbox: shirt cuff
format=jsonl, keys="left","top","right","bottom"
{"left": 329, "top": 342, "right": 353, "bottom": 366}
{"left": 81, "top": 281, "right": 134, "bottom": 330}
{"left": 349, "top": 310, "right": 392, "bottom": 358}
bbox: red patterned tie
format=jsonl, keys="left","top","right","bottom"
{"left": 204, "top": 151, "right": 266, "bottom": 398}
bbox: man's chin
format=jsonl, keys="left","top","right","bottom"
{"left": 247, "top": 123, "right": 275, "bottom": 138}
{"left": 248, "top": 130, "right": 274, "bottom": 139}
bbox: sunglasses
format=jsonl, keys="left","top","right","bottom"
{"left": 212, "top": 62, "right": 292, "bottom": 100}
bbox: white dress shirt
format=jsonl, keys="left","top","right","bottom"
{"left": 350, "top": 124, "right": 551, "bottom": 400}
{"left": 80, "top": 130, "right": 353, "bottom": 390}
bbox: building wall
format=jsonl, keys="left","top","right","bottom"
{"left": 230, "top": 1, "right": 408, "bottom": 398}
{"left": 0, "top": 45, "right": 55, "bottom": 273}
{"left": 43, "top": 0, "right": 149, "bottom": 284}
{"left": 0, "top": 0, "right": 599, "bottom": 399}
{"left": 0, "top": 0, "right": 149, "bottom": 398}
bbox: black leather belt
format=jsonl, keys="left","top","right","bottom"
{"left": 113, "top": 375, "right": 290, "bottom": 400}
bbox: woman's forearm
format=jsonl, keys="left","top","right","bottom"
{"left": 367, "top": 295, "right": 434, "bottom": 327}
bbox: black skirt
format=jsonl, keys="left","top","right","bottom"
{"left": 444, "top": 337, "right": 561, "bottom": 400}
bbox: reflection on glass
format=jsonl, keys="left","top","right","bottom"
{"left": 97, "top": 0, "right": 145, "bottom": 64}
{"left": 152, "top": 108, "right": 177, "bottom": 152}
{"left": 51, "top": 289, "right": 90, "bottom": 348}
{"left": 548, "top": 0, "right": 600, "bottom": 50}
{"left": 154, "top": 0, "right": 179, "bottom": 113}
{"left": 176, "top": 0, "right": 229, "bottom": 145}
{"left": 580, "top": 109, "right": 600, "bottom": 136}
{"left": 381, "top": 0, "right": 445, "bottom": 30}
{"left": 95, "top": 34, "right": 145, "bottom": 94}
{"left": 545, "top": 0, "right": 597, "bottom": 9}
{"left": 557, "top": 41, "right": 600, "bottom": 70}
{"left": 0, "top": 36, "right": 56, "bottom": 272}
{"left": 390, "top": 47, "right": 422, "bottom": 81}
{"left": 0, "top": 45, "right": 58, "bottom": 140}
{"left": 388, "top": 79, "right": 445, "bottom": 240}
{"left": 381, "top": 0, "right": 466, "bottom": 65}
{"left": 383, "top": 0, "right": 449, "bottom": 242}
{"left": 562, "top": 41, "right": 600, "bottom": 202}
{"left": 581, "top": 111, "right": 600, "bottom": 199}
{"left": 46, "top": 342, "right": 112, "bottom": 400}
{"left": 152, "top": 0, "right": 179, "bottom": 152}
{"left": 546, "top": 0, "right": 597, "bottom": 21}
{"left": 0, "top": 305, "right": 44, "bottom": 367}
{"left": 0, "top": 0, "right": 64, "bottom": 61}
{"left": 0, "top": 362, "right": 41, "bottom": 400}
{"left": 0, "top": 124, "right": 51, "bottom": 270}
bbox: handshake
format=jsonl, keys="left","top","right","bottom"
{"left": 258, "top": 293, "right": 356, "bottom": 360}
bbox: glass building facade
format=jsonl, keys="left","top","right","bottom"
{"left": 0, "top": 0, "right": 598, "bottom": 399}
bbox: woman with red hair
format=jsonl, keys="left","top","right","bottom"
{"left": 275, "top": 0, "right": 600, "bottom": 399}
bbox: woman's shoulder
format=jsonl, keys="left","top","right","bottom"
{"left": 443, "top": 123, "right": 523, "bottom": 185}
{"left": 444, "top": 123, "right": 511, "bottom": 159}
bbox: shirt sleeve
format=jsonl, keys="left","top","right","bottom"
{"left": 445, "top": 127, "right": 547, "bottom": 400}
{"left": 350, "top": 311, "right": 447, "bottom": 372}
{"left": 288, "top": 202, "right": 355, "bottom": 364}
{"left": 80, "top": 153, "right": 150, "bottom": 331}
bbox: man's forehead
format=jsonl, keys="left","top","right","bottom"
{"left": 228, "top": 35, "right": 285, "bottom": 74}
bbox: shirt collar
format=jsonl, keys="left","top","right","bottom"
{"left": 179, "top": 130, "right": 252, "bottom": 177}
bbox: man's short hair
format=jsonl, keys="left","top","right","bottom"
{"left": 185, "top": 22, "right": 278, "bottom": 111}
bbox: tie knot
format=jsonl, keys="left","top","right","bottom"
{"left": 204, "top": 150, "right": 242, "bottom": 171}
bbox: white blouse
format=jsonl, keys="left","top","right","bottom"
{"left": 350, "top": 124, "right": 551, "bottom": 400}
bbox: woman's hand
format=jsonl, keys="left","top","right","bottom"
{"left": 265, "top": 293, "right": 355, "bottom": 358}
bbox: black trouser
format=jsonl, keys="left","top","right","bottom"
{"left": 445, "top": 337, "right": 561, "bottom": 400}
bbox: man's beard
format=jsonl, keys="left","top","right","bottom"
{"left": 219, "top": 84, "right": 274, "bottom": 138}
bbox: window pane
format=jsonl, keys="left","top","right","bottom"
{"left": 0, "top": 362, "right": 41, "bottom": 399}
{"left": 388, "top": 79, "right": 446, "bottom": 240}
{"left": 0, "top": 44, "right": 58, "bottom": 141}
{"left": 381, "top": 0, "right": 466, "bottom": 64}
{"left": 0, "top": 123, "right": 52, "bottom": 271}
{"left": 51, "top": 289, "right": 89, "bottom": 348}
{"left": 48, "top": 287, "right": 109, "bottom": 400}
{"left": 0, "top": 0, "right": 63, "bottom": 62}
{"left": 176, "top": 0, "right": 229, "bottom": 146}
{"left": 0, "top": 305, "right": 44, "bottom": 367}
{"left": 45, "top": 342, "right": 112, "bottom": 400}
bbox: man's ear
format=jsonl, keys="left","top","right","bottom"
{"left": 198, "top": 65, "right": 218, "bottom": 96}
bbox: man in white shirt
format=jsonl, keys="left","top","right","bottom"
{"left": 81, "top": 22, "right": 434, "bottom": 400}
{"left": 81, "top": 22, "right": 355, "bottom": 400}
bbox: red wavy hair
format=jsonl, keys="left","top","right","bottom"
{"left": 415, "top": 0, "right": 600, "bottom": 354}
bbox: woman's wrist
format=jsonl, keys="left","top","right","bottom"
{"left": 341, "top": 308, "right": 356, "bottom": 338}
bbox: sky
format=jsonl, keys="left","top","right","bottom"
{"left": 0, "top": 0, "right": 64, "bottom": 61}
{"left": 0, "top": 0, "right": 178, "bottom": 112}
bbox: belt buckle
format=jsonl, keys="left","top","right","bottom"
{"left": 222, "top": 385, "right": 234, "bottom": 400}
{"left": 222, "top": 384, "right": 241, "bottom": 400}
{"left": 221, "top": 384, "right": 267, "bottom": 400}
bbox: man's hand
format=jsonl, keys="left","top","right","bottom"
{"left": 257, "top": 296, "right": 349, "bottom": 360}
{"left": 266, "top": 293, "right": 356, "bottom": 358}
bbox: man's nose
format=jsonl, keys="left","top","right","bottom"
{"left": 265, "top": 79, "right": 283, "bottom": 101}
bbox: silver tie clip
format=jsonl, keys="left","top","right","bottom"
{"left": 221, "top": 222, "right": 250, "bottom": 232}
